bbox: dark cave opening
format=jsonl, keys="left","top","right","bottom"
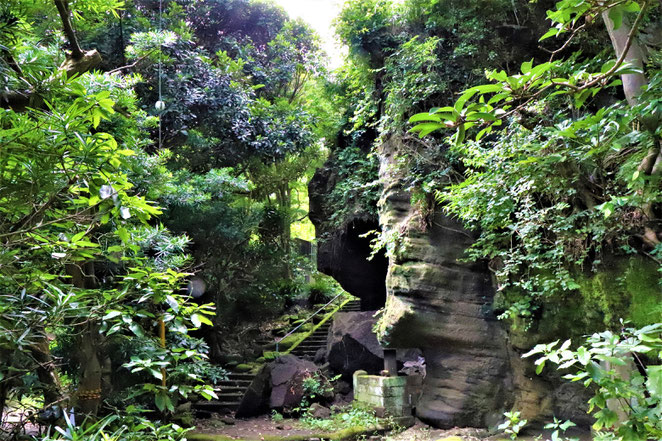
{"left": 316, "top": 218, "right": 388, "bottom": 311}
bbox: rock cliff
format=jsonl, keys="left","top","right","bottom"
{"left": 373, "top": 136, "right": 513, "bottom": 428}
{"left": 309, "top": 136, "right": 597, "bottom": 428}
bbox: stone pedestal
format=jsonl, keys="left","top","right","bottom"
{"left": 353, "top": 371, "right": 415, "bottom": 427}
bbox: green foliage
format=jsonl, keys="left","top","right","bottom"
{"left": 0, "top": 3, "right": 221, "bottom": 435}
{"left": 497, "top": 411, "right": 527, "bottom": 440}
{"left": 324, "top": 147, "right": 381, "bottom": 228}
{"left": 334, "top": 0, "right": 398, "bottom": 60}
{"left": 300, "top": 403, "right": 382, "bottom": 432}
{"left": 380, "top": 36, "right": 444, "bottom": 133}
{"left": 38, "top": 412, "right": 191, "bottom": 441}
{"left": 302, "top": 275, "right": 343, "bottom": 304}
{"left": 271, "top": 410, "right": 285, "bottom": 423}
{"left": 407, "top": 0, "right": 662, "bottom": 325}
{"left": 302, "top": 372, "right": 337, "bottom": 402}
{"left": 525, "top": 324, "right": 662, "bottom": 440}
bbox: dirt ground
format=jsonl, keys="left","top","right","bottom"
{"left": 192, "top": 416, "right": 593, "bottom": 441}
{"left": 194, "top": 415, "right": 324, "bottom": 439}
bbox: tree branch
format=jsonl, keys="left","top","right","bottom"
{"left": 53, "top": 0, "right": 84, "bottom": 60}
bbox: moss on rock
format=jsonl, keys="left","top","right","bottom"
{"left": 508, "top": 256, "right": 662, "bottom": 349}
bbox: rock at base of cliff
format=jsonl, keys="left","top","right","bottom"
{"left": 327, "top": 311, "right": 384, "bottom": 378}
{"left": 270, "top": 354, "right": 329, "bottom": 410}
{"left": 236, "top": 364, "right": 272, "bottom": 418}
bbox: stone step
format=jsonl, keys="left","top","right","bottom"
{"left": 227, "top": 373, "right": 255, "bottom": 380}
{"left": 218, "top": 378, "right": 252, "bottom": 384}
{"left": 194, "top": 401, "right": 240, "bottom": 411}
{"left": 214, "top": 386, "right": 248, "bottom": 396}
{"left": 215, "top": 393, "right": 244, "bottom": 400}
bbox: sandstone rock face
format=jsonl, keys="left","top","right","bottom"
{"left": 327, "top": 311, "right": 384, "bottom": 378}
{"left": 374, "top": 136, "right": 590, "bottom": 428}
{"left": 309, "top": 136, "right": 591, "bottom": 428}
{"left": 309, "top": 166, "right": 388, "bottom": 311}
{"left": 374, "top": 138, "right": 512, "bottom": 428}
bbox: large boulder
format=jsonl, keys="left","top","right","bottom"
{"left": 326, "top": 311, "right": 384, "bottom": 378}
{"left": 236, "top": 364, "right": 272, "bottom": 418}
{"left": 269, "top": 354, "right": 326, "bottom": 410}
{"left": 237, "top": 354, "right": 328, "bottom": 416}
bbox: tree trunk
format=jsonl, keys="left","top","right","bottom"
{"left": 603, "top": 8, "right": 661, "bottom": 247}
{"left": 66, "top": 262, "right": 105, "bottom": 417}
{"left": 53, "top": 0, "right": 84, "bottom": 60}
{"left": 76, "top": 323, "right": 103, "bottom": 416}
{"left": 30, "top": 339, "right": 63, "bottom": 407}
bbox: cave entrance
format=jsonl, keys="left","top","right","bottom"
{"left": 317, "top": 218, "right": 388, "bottom": 311}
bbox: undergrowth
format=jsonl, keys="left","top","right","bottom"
{"left": 299, "top": 403, "right": 382, "bottom": 431}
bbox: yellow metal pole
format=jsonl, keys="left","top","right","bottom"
{"left": 159, "top": 317, "right": 166, "bottom": 387}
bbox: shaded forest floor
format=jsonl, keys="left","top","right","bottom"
{"left": 189, "top": 416, "right": 592, "bottom": 441}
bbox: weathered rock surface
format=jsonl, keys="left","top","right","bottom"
{"left": 237, "top": 355, "right": 326, "bottom": 416}
{"left": 327, "top": 311, "right": 384, "bottom": 378}
{"left": 326, "top": 311, "right": 424, "bottom": 379}
{"left": 236, "top": 364, "right": 272, "bottom": 417}
{"left": 372, "top": 138, "right": 511, "bottom": 428}
{"left": 309, "top": 165, "right": 388, "bottom": 311}
{"left": 373, "top": 136, "right": 591, "bottom": 428}
{"left": 309, "top": 403, "right": 331, "bottom": 419}
{"left": 309, "top": 135, "right": 593, "bottom": 428}
{"left": 269, "top": 355, "right": 327, "bottom": 410}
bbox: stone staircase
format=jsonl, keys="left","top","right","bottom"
{"left": 290, "top": 299, "right": 361, "bottom": 359}
{"left": 193, "top": 372, "right": 255, "bottom": 417}
{"left": 340, "top": 299, "right": 361, "bottom": 312}
{"left": 194, "top": 298, "right": 361, "bottom": 417}
{"left": 289, "top": 321, "right": 331, "bottom": 359}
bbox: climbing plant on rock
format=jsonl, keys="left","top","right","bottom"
{"left": 410, "top": 0, "right": 662, "bottom": 324}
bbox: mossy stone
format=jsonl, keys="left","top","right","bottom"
{"left": 263, "top": 351, "right": 278, "bottom": 360}
{"left": 235, "top": 363, "right": 252, "bottom": 373}
{"left": 277, "top": 332, "right": 307, "bottom": 350}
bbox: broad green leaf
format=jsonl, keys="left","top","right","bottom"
{"left": 166, "top": 295, "right": 179, "bottom": 313}
{"left": 521, "top": 60, "right": 533, "bottom": 74}
{"left": 411, "top": 122, "right": 444, "bottom": 138}
{"left": 103, "top": 310, "right": 122, "bottom": 320}
{"left": 129, "top": 322, "right": 144, "bottom": 337}
{"left": 646, "top": 365, "right": 662, "bottom": 396}
{"left": 409, "top": 113, "right": 441, "bottom": 123}
{"left": 577, "top": 346, "right": 590, "bottom": 365}
{"left": 608, "top": 6, "right": 624, "bottom": 30}
{"left": 117, "top": 227, "right": 130, "bottom": 243}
